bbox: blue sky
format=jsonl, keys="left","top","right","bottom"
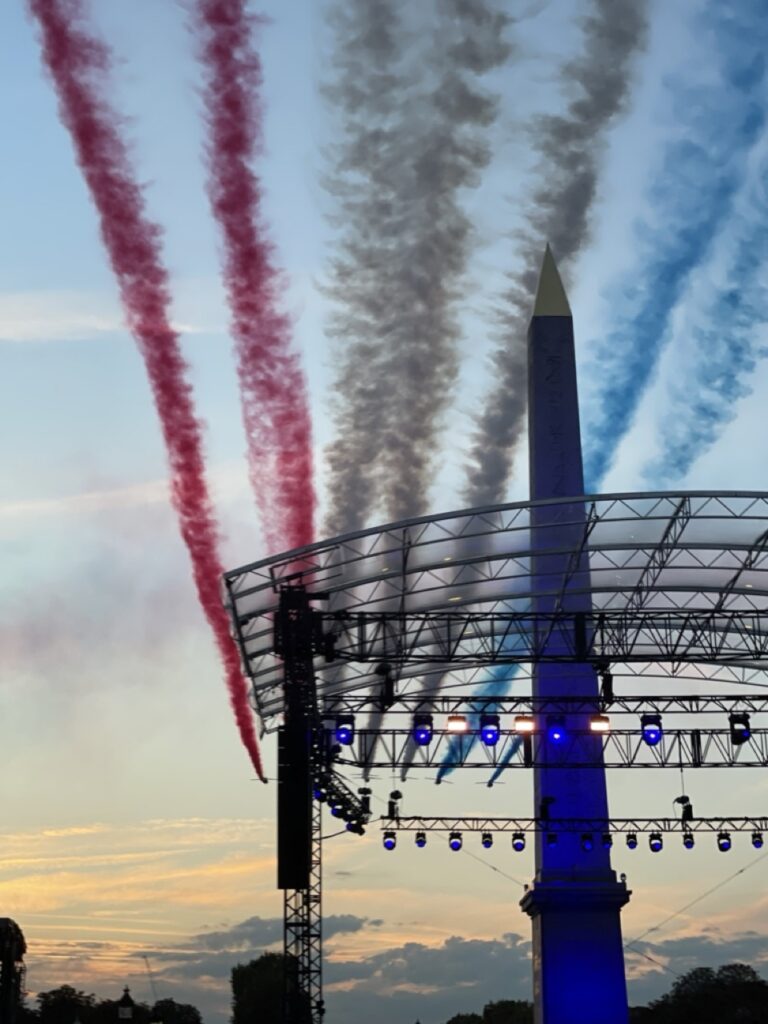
{"left": 3, "top": 1, "right": 768, "bottom": 1022}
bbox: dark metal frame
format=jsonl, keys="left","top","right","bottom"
{"left": 381, "top": 815, "right": 768, "bottom": 835}
{"left": 330, "top": 727, "right": 768, "bottom": 771}
{"left": 224, "top": 492, "right": 768, "bottom": 726}
{"left": 283, "top": 798, "right": 324, "bottom": 1022}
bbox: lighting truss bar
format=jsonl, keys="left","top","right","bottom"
{"left": 382, "top": 815, "right": 768, "bottom": 835}
{"left": 320, "top": 693, "right": 768, "bottom": 715}
{"left": 309, "top": 609, "right": 768, "bottom": 667}
{"left": 331, "top": 728, "right": 768, "bottom": 770}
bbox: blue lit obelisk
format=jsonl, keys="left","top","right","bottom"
{"left": 520, "top": 247, "right": 631, "bottom": 1024}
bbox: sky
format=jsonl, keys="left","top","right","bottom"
{"left": 3, "top": 0, "right": 768, "bottom": 1022}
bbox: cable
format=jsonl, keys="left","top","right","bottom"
{"left": 460, "top": 847, "right": 527, "bottom": 888}
{"left": 624, "top": 849, "right": 768, "bottom": 951}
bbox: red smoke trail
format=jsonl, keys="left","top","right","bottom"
{"left": 193, "top": 0, "right": 315, "bottom": 553}
{"left": 28, "top": 0, "right": 265, "bottom": 781}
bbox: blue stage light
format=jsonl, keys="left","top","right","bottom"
{"left": 449, "top": 831, "right": 462, "bottom": 852}
{"left": 415, "top": 831, "right": 427, "bottom": 848}
{"left": 383, "top": 831, "right": 396, "bottom": 851}
{"left": 480, "top": 714, "right": 501, "bottom": 746}
{"left": 717, "top": 831, "right": 732, "bottom": 852}
{"left": 512, "top": 832, "right": 526, "bottom": 852}
{"left": 481, "top": 831, "right": 493, "bottom": 849}
{"left": 626, "top": 833, "right": 638, "bottom": 850}
{"left": 641, "top": 714, "right": 663, "bottom": 747}
{"left": 649, "top": 832, "right": 663, "bottom": 853}
{"left": 602, "top": 832, "right": 613, "bottom": 849}
{"left": 581, "top": 833, "right": 594, "bottom": 852}
{"left": 729, "top": 713, "right": 751, "bottom": 745}
{"left": 547, "top": 716, "right": 566, "bottom": 744}
{"left": 330, "top": 803, "right": 345, "bottom": 818}
{"left": 753, "top": 832, "right": 763, "bottom": 849}
{"left": 335, "top": 715, "right": 355, "bottom": 746}
{"left": 546, "top": 832, "right": 558, "bottom": 847}
{"left": 683, "top": 832, "right": 695, "bottom": 850}
{"left": 313, "top": 787, "right": 327, "bottom": 802}
{"left": 413, "top": 713, "right": 433, "bottom": 746}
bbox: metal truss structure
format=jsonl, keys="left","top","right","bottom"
{"left": 381, "top": 815, "right": 768, "bottom": 836}
{"left": 222, "top": 494, "right": 768, "bottom": 1023}
{"left": 224, "top": 492, "right": 768, "bottom": 727}
{"left": 331, "top": 728, "right": 768, "bottom": 771}
{"left": 284, "top": 800, "right": 324, "bottom": 1023}
{"left": 319, "top": 693, "right": 768, "bottom": 715}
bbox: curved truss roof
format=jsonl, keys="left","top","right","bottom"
{"left": 223, "top": 492, "right": 768, "bottom": 729}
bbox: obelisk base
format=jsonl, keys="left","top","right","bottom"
{"left": 521, "top": 878, "right": 631, "bottom": 1024}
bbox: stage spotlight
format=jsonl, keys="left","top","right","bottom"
{"left": 683, "top": 831, "right": 695, "bottom": 850}
{"left": 481, "top": 831, "right": 493, "bottom": 849}
{"left": 581, "top": 833, "right": 594, "bottom": 852}
{"left": 383, "top": 831, "right": 396, "bottom": 851}
{"left": 413, "top": 714, "right": 433, "bottom": 746}
{"left": 415, "top": 831, "right": 427, "bottom": 848}
{"left": 752, "top": 831, "right": 764, "bottom": 850}
{"left": 626, "top": 833, "right": 638, "bottom": 850}
{"left": 649, "top": 832, "right": 663, "bottom": 853}
{"left": 546, "top": 832, "right": 558, "bottom": 847}
{"left": 514, "top": 715, "right": 535, "bottom": 734}
{"left": 590, "top": 714, "right": 611, "bottom": 734}
{"left": 313, "top": 786, "right": 327, "bottom": 802}
{"left": 602, "top": 832, "right": 613, "bottom": 849}
{"left": 512, "top": 832, "right": 526, "bottom": 852}
{"left": 449, "top": 831, "right": 463, "bottom": 852}
{"left": 447, "top": 714, "right": 469, "bottom": 734}
{"left": 641, "top": 714, "right": 663, "bottom": 747}
{"left": 335, "top": 715, "right": 355, "bottom": 746}
{"left": 480, "top": 714, "right": 501, "bottom": 746}
{"left": 547, "top": 716, "right": 566, "bottom": 744}
{"left": 717, "top": 831, "right": 732, "bottom": 852}
{"left": 729, "top": 713, "right": 751, "bottom": 745}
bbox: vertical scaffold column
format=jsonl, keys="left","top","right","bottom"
{"left": 276, "top": 586, "right": 324, "bottom": 1023}
{"left": 520, "top": 248, "right": 630, "bottom": 1024}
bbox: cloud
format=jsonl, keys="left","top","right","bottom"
{"left": 190, "top": 913, "right": 377, "bottom": 953}
{"left": 0, "top": 290, "right": 208, "bottom": 343}
{"left": 626, "top": 928, "right": 768, "bottom": 1006}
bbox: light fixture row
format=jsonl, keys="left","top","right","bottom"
{"left": 382, "top": 830, "right": 764, "bottom": 852}
{"left": 335, "top": 712, "right": 753, "bottom": 748}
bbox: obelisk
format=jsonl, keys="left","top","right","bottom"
{"left": 520, "top": 247, "right": 631, "bottom": 1023}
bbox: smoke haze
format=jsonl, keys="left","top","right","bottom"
{"left": 193, "top": 0, "right": 316, "bottom": 552}
{"left": 464, "top": 0, "right": 649, "bottom": 506}
{"left": 28, "top": 0, "right": 264, "bottom": 780}
{"left": 323, "top": 0, "right": 510, "bottom": 534}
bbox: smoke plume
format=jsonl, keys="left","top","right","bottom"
{"left": 584, "top": 2, "right": 768, "bottom": 489}
{"left": 463, "top": 0, "right": 649, "bottom": 506}
{"left": 28, "top": 0, "right": 264, "bottom": 780}
{"left": 643, "top": 140, "right": 768, "bottom": 486}
{"left": 192, "top": 0, "right": 315, "bottom": 552}
{"left": 323, "top": 0, "right": 510, "bottom": 534}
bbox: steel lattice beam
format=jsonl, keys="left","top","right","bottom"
{"left": 331, "top": 728, "right": 768, "bottom": 770}
{"left": 284, "top": 799, "right": 324, "bottom": 1023}
{"left": 314, "top": 609, "right": 768, "bottom": 667}
{"left": 319, "top": 692, "right": 768, "bottom": 715}
{"left": 382, "top": 815, "right": 768, "bottom": 835}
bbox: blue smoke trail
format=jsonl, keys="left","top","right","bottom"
{"left": 439, "top": 2, "right": 768, "bottom": 784}
{"left": 642, "top": 139, "right": 768, "bottom": 485}
{"left": 582, "top": 2, "right": 768, "bottom": 489}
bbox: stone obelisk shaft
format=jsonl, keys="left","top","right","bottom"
{"left": 520, "top": 247, "right": 630, "bottom": 1024}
